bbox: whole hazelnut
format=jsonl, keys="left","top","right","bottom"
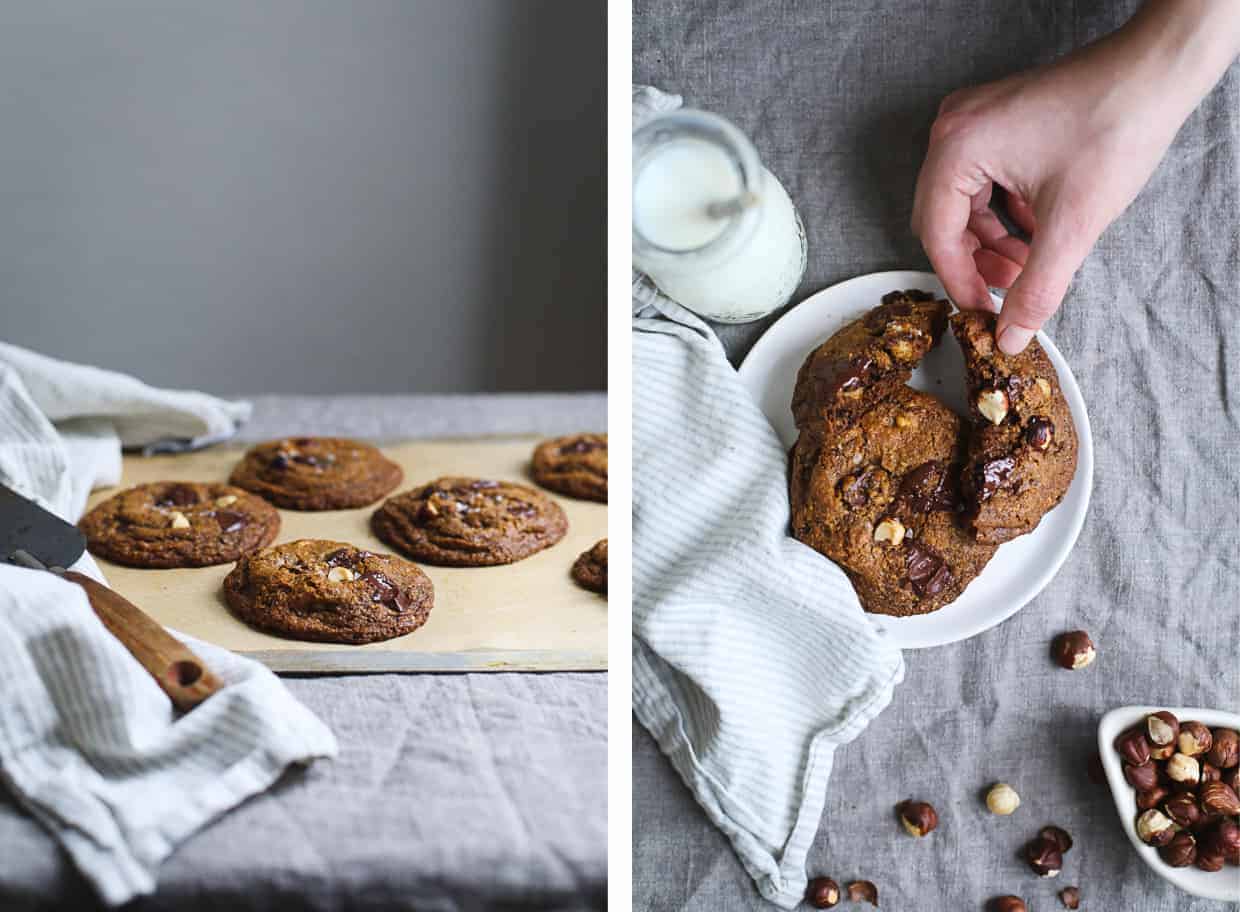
{"left": 1214, "top": 819, "right": 1240, "bottom": 856}
{"left": 1114, "top": 728, "right": 1151, "bottom": 766}
{"left": 1124, "top": 762, "right": 1159, "bottom": 792}
{"left": 845, "top": 880, "right": 878, "bottom": 905}
{"left": 873, "top": 516, "right": 906, "bottom": 547}
{"left": 1200, "top": 781, "right": 1240, "bottom": 817}
{"left": 1051, "top": 631, "right": 1095, "bottom": 670}
{"left": 1166, "top": 753, "right": 1201, "bottom": 787}
{"left": 991, "top": 898, "right": 1026, "bottom": 912}
{"left": 1196, "top": 850, "right": 1225, "bottom": 872}
{"left": 1025, "top": 417, "right": 1054, "bottom": 451}
{"left": 1163, "top": 792, "right": 1204, "bottom": 829}
{"left": 1026, "top": 835, "right": 1063, "bottom": 877}
{"left": 1136, "top": 785, "right": 1172, "bottom": 811}
{"left": 1039, "top": 826, "right": 1073, "bottom": 854}
{"left": 1201, "top": 762, "right": 1222, "bottom": 784}
{"left": 1058, "top": 886, "right": 1081, "bottom": 910}
{"left": 1224, "top": 766, "right": 1240, "bottom": 793}
{"left": 1146, "top": 711, "right": 1180, "bottom": 747}
{"left": 1208, "top": 728, "right": 1239, "bottom": 769}
{"left": 1178, "top": 721, "right": 1213, "bottom": 757}
{"left": 1159, "top": 832, "right": 1197, "bottom": 868}
{"left": 986, "top": 782, "right": 1021, "bottom": 815}
{"left": 977, "top": 388, "right": 1010, "bottom": 424}
{"left": 806, "top": 877, "right": 840, "bottom": 909}
{"left": 1136, "top": 809, "right": 1178, "bottom": 847}
{"left": 897, "top": 800, "right": 938, "bottom": 837}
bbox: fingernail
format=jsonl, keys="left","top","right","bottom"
{"left": 997, "top": 324, "right": 1035, "bottom": 355}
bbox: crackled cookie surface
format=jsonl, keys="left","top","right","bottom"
{"left": 372, "top": 477, "right": 568, "bottom": 566}
{"left": 792, "top": 290, "right": 949, "bottom": 429}
{"left": 229, "top": 437, "right": 402, "bottom": 510}
{"left": 789, "top": 387, "right": 997, "bottom": 617}
{"left": 952, "top": 311, "right": 1078, "bottom": 544}
{"left": 531, "top": 433, "right": 607, "bottom": 501}
{"left": 223, "top": 539, "right": 433, "bottom": 644}
{"left": 79, "top": 481, "right": 279, "bottom": 568}
{"left": 571, "top": 539, "right": 608, "bottom": 593}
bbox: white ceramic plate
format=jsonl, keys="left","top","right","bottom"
{"left": 1097, "top": 706, "right": 1240, "bottom": 902}
{"left": 737, "top": 269, "right": 1094, "bottom": 649}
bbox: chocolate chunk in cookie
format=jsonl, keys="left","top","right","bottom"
{"left": 789, "top": 387, "right": 997, "bottom": 617}
{"left": 531, "top": 433, "right": 607, "bottom": 502}
{"left": 951, "top": 311, "right": 1079, "bottom": 544}
{"left": 571, "top": 539, "right": 607, "bottom": 593}
{"left": 223, "top": 539, "right": 433, "bottom": 644}
{"left": 371, "top": 477, "right": 568, "bottom": 566}
{"left": 791, "top": 290, "right": 949, "bottom": 429}
{"left": 79, "top": 482, "right": 280, "bottom": 568}
{"left": 229, "top": 437, "right": 402, "bottom": 510}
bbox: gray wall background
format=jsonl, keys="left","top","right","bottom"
{"left": 0, "top": 0, "right": 605, "bottom": 395}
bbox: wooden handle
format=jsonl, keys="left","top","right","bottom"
{"left": 63, "top": 571, "right": 224, "bottom": 711}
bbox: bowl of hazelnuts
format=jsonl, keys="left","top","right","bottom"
{"left": 1098, "top": 706, "right": 1240, "bottom": 901}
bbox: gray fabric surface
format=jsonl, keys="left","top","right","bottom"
{"left": 0, "top": 393, "right": 607, "bottom": 912}
{"left": 635, "top": 2, "right": 1239, "bottom": 910}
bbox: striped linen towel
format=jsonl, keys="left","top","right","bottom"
{"left": 632, "top": 85, "right": 905, "bottom": 908}
{"left": 0, "top": 347, "right": 337, "bottom": 906}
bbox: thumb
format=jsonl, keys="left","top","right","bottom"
{"left": 996, "top": 206, "right": 1096, "bottom": 354}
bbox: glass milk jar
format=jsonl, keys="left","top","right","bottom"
{"left": 632, "top": 108, "right": 807, "bottom": 323}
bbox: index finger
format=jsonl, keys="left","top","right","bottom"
{"left": 911, "top": 151, "right": 992, "bottom": 311}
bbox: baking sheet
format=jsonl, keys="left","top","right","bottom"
{"left": 85, "top": 437, "right": 607, "bottom": 672}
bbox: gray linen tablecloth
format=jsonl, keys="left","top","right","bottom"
{"left": 635, "top": 1, "right": 1239, "bottom": 909}
{"left": 0, "top": 393, "right": 607, "bottom": 912}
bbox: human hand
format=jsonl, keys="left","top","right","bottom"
{"left": 912, "top": 1, "right": 1240, "bottom": 353}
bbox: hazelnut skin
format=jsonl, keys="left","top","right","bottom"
{"left": 986, "top": 782, "right": 1021, "bottom": 815}
{"left": 1208, "top": 728, "right": 1239, "bottom": 769}
{"left": 1039, "top": 826, "right": 1073, "bottom": 854}
{"left": 1058, "top": 887, "right": 1081, "bottom": 910}
{"left": 1159, "top": 832, "right": 1197, "bottom": 868}
{"left": 1051, "top": 631, "right": 1095, "bottom": 670}
{"left": 1195, "top": 850, "right": 1225, "bottom": 872}
{"left": 1147, "top": 711, "right": 1180, "bottom": 747}
{"left": 1136, "top": 809, "right": 1178, "bottom": 847}
{"left": 1178, "top": 721, "right": 1213, "bottom": 757}
{"left": 1025, "top": 418, "right": 1054, "bottom": 451}
{"left": 1201, "top": 762, "right": 1222, "bottom": 784}
{"left": 1115, "top": 728, "right": 1152, "bottom": 766}
{"left": 1214, "top": 819, "right": 1240, "bottom": 856}
{"left": 1224, "top": 766, "right": 1240, "bottom": 793}
{"left": 1166, "top": 753, "right": 1201, "bottom": 787}
{"left": 1199, "top": 781, "right": 1240, "bottom": 817}
{"left": 1026, "top": 835, "right": 1063, "bottom": 877}
{"left": 1136, "top": 786, "right": 1172, "bottom": 811}
{"left": 1124, "top": 762, "right": 1159, "bottom": 792}
{"left": 845, "top": 881, "right": 878, "bottom": 905}
{"left": 806, "top": 877, "right": 840, "bottom": 909}
{"left": 991, "top": 898, "right": 1027, "bottom": 912}
{"left": 898, "top": 800, "right": 938, "bottom": 837}
{"left": 1163, "top": 792, "right": 1204, "bottom": 829}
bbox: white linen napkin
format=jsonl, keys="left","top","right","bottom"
{"left": 632, "top": 85, "right": 905, "bottom": 908}
{"left": 0, "top": 344, "right": 337, "bottom": 906}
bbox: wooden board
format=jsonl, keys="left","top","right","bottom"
{"left": 85, "top": 437, "right": 607, "bottom": 672}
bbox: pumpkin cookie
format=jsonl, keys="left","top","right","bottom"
{"left": 571, "top": 539, "right": 607, "bottom": 593}
{"left": 531, "top": 433, "right": 607, "bottom": 502}
{"left": 372, "top": 477, "right": 567, "bottom": 566}
{"left": 79, "top": 482, "right": 279, "bottom": 568}
{"left": 229, "top": 437, "right": 402, "bottom": 510}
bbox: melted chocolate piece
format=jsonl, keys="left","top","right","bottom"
{"left": 291, "top": 452, "right": 334, "bottom": 468}
{"left": 214, "top": 510, "right": 247, "bottom": 533}
{"left": 269, "top": 453, "right": 290, "bottom": 471}
{"left": 359, "top": 571, "right": 412, "bottom": 612}
{"left": 974, "top": 456, "right": 1016, "bottom": 501}
{"left": 813, "top": 354, "right": 878, "bottom": 399}
{"left": 324, "top": 548, "right": 361, "bottom": 568}
{"left": 155, "top": 484, "right": 198, "bottom": 508}
{"left": 894, "top": 461, "right": 957, "bottom": 513}
{"left": 839, "top": 466, "right": 883, "bottom": 508}
{"left": 470, "top": 480, "right": 500, "bottom": 489}
{"left": 905, "top": 542, "right": 953, "bottom": 598}
{"left": 562, "top": 439, "right": 605, "bottom": 455}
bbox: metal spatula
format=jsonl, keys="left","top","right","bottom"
{"left": 0, "top": 483, "right": 222, "bottom": 711}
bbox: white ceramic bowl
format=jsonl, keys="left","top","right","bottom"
{"left": 1097, "top": 705, "right": 1240, "bottom": 902}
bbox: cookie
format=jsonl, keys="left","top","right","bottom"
{"left": 790, "top": 387, "right": 997, "bottom": 617}
{"left": 223, "top": 539, "right": 433, "bottom": 644}
{"left": 951, "top": 311, "right": 1079, "bottom": 544}
{"left": 229, "top": 437, "right": 402, "bottom": 510}
{"left": 372, "top": 477, "right": 568, "bottom": 566}
{"left": 792, "top": 290, "right": 950, "bottom": 429}
{"left": 571, "top": 539, "right": 607, "bottom": 593}
{"left": 79, "top": 482, "right": 279, "bottom": 568}
{"left": 531, "top": 433, "right": 607, "bottom": 501}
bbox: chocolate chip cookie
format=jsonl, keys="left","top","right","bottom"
{"left": 952, "top": 311, "right": 1079, "bottom": 544}
{"left": 371, "top": 477, "right": 568, "bottom": 566}
{"left": 79, "top": 482, "right": 280, "bottom": 568}
{"left": 229, "top": 437, "right": 402, "bottom": 510}
{"left": 531, "top": 433, "right": 607, "bottom": 501}
{"left": 571, "top": 539, "right": 607, "bottom": 593}
{"left": 789, "top": 387, "right": 998, "bottom": 617}
{"left": 223, "top": 539, "right": 433, "bottom": 644}
{"left": 792, "top": 290, "right": 950, "bottom": 429}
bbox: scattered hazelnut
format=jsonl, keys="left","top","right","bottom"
{"left": 1146, "top": 711, "right": 1180, "bottom": 747}
{"left": 1178, "top": 721, "right": 1213, "bottom": 757}
{"left": 1115, "top": 728, "right": 1152, "bottom": 766}
{"left": 845, "top": 881, "right": 878, "bottom": 905}
{"left": 1123, "top": 762, "right": 1159, "bottom": 792}
{"left": 1136, "top": 785, "right": 1171, "bottom": 811}
{"left": 977, "top": 388, "right": 1010, "bottom": 425}
{"left": 1051, "top": 631, "right": 1095, "bottom": 670}
{"left": 1199, "top": 781, "right": 1240, "bottom": 817}
{"left": 991, "top": 898, "right": 1026, "bottom": 912}
{"left": 1039, "top": 826, "right": 1073, "bottom": 854}
{"left": 1202, "top": 762, "right": 1222, "bottom": 784}
{"left": 898, "top": 800, "right": 938, "bottom": 837}
{"left": 1213, "top": 819, "right": 1240, "bottom": 854}
{"left": 1025, "top": 835, "right": 1063, "bottom": 877}
{"left": 1159, "top": 832, "right": 1198, "bottom": 868}
{"left": 1136, "top": 809, "right": 1178, "bottom": 847}
{"left": 805, "top": 877, "right": 840, "bottom": 909}
{"left": 1163, "top": 792, "right": 1204, "bottom": 829}
{"left": 1166, "top": 753, "right": 1201, "bottom": 787}
{"left": 214, "top": 494, "right": 238, "bottom": 507}
{"left": 1035, "top": 377, "right": 1052, "bottom": 398}
{"left": 1196, "top": 849, "right": 1225, "bottom": 872}
{"left": 1224, "top": 766, "right": 1239, "bottom": 793}
{"left": 1058, "top": 886, "right": 1081, "bottom": 909}
{"left": 873, "top": 517, "right": 906, "bottom": 547}
{"left": 327, "top": 566, "right": 356, "bottom": 583}
{"left": 1208, "top": 728, "right": 1239, "bottom": 769}
{"left": 986, "top": 782, "right": 1021, "bottom": 815}
{"left": 1025, "top": 418, "right": 1054, "bottom": 451}
{"left": 169, "top": 511, "right": 191, "bottom": 529}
